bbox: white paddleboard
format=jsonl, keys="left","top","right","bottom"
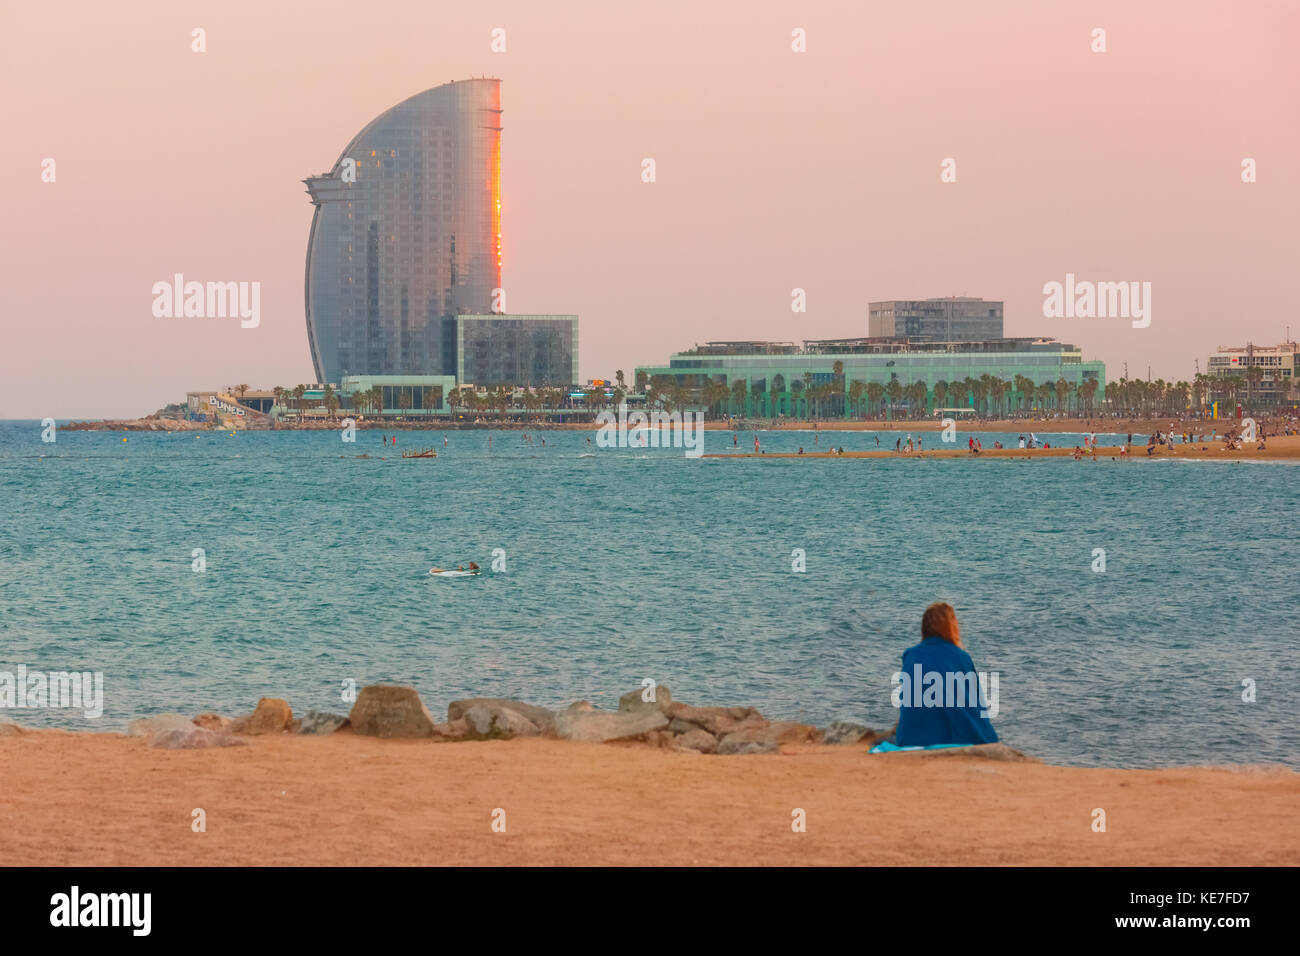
{"left": 429, "top": 569, "right": 480, "bottom": 577}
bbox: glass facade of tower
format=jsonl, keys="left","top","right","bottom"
{"left": 869, "top": 298, "right": 1004, "bottom": 342}
{"left": 455, "top": 315, "right": 578, "bottom": 387}
{"left": 303, "top": 79, "right": 502, "bottom": 384}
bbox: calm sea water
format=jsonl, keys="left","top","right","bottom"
{"left": 1, "top": 420, "right": 1296, "bottom": 768}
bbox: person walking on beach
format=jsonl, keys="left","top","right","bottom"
{"left": 894, "top": 602, "right": 998, "bottom": 748}
{"left": 754, "top": 435, "right": 760, "bottom": 453}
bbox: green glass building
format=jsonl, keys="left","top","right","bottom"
{"left": 634, "top": 337, "right": 1106, "bottom": 418}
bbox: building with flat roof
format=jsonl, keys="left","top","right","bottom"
{"left": 303, "top": 79, "right": 503, "bottom": 384}
{"left": 1206, "top": 341, "right": 1297, "bottom": 407}
{"left": 869, "top": 298, "right": 1004, "bottom": 343}
{"left": 454, "top": 314, "right": 578, "bottom": 387}
{"left": 339, "top": 375, "right": 455, "bottom": 416}
{"left": 635, "top": 337, "right": 1104, "bottom": 418}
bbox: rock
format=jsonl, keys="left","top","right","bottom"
{"left": 297, "top": 711, "right": 349, "bottom": 735}
{"left": 0, "top": 720, "right": 23, "bottom": 737}
{"left": 672, "top": 728, "right": 718, "bottom": 754}
{"left": 127, "top": 713, "right": 199, "bottom": 737}
{"left": 618, "top": 685, "right": 673, "bottom": 715}
{"left": 229, "top": 698, "right": 293, "bottom": 736}
{"left": 891, "top": 743, "right": 1038, "bottom": 763}
{"left": 348, "top": 685, "right": 437, "bottom": 738}
{"left": 717, "top": 726, "right": 782, "bottom": 755}
{"left": 462, "top": 704, "right": 540, "bottom": 739}
{"left": 564, "top": 700, "right": 595, "bottom": 713}
{"left": 554, "top": 708, "right": 668, "bottom": 743}
{"left": 668, "top": 705, "right": 767, "bottom": 738}
{"left": 823, "top": 721, "right": 874, "bottom": 745}
{"left": 430, "top": 718, "right": 472, "bottom": 740}
{"left": 448, "top": 698, "right": 556, "bottom": 733}
{"left": 193, "top": 713, "right": 232, "bottom": 732}
{"left": 767, "top": 721, "right": 823, "bottom": 745}
{"left": 149, "top": 728, "right": 246, "bottom": 750}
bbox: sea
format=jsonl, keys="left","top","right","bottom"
{"left": 1, "top": 419, "right": 1296, "bottom": 768}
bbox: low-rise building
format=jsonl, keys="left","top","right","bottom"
{"left": 1205, "top": 341, "right": 1297, "bottom": 407}
{"left": 635, "top": 337, "right": 1104, "bottom": 418}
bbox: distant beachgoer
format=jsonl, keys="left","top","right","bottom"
{"left": 733, "top": 433, "right": 738, "bottom": 446}
{"left": 1018, "top": 436, "right": 1025, "bottom": 449}
{"left": 875, "top": 435, "right": 880, "bottom": 446}
{"left": 895, "top": 602, "right": 998, "bottom": 748}
{"left": 896, "top": 438, "right": 902, "bottom": 452}
{"left": 967, "top": 437, "right": 974, "bottom": 454}
{"left": 798, "top": 447, "right": 804, "bottom": 455}
{"left": 754, "top": 435, "right": 760, "bottom": 452}
{"left": 444, "top": 434, "right": 448, "bottom": 446}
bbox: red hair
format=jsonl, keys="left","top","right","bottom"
{"left": 921, "top": 602, "right": 962, "bottom": 646}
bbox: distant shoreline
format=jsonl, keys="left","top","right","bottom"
{"left": 44, "top": 413, "right": 1293, "bottom": 434}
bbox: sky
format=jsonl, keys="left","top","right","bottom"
{"left": 4, "top": 0, "right": 1297, "bottom": 418}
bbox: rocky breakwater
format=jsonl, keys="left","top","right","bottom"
{"left": 111, "top": 686, "right": 1031, "bottom": 761}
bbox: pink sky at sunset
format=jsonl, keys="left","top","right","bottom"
{"left": 4, "top": 0, "right": 1297, "bottom": 418}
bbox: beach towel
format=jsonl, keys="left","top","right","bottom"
{"left": 869, "top": 741, "right": 974, "bottom": 754}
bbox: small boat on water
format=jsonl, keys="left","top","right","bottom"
{"left": 401, "top": 448, "right": 438, "bottom": 459}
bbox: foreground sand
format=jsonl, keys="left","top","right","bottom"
{"left": 3, "top": 731, "right": 1295, "bottom": 866}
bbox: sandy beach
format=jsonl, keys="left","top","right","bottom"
{"left": 3, "top": 730, "right": 1295, "bottom": 866}
{"left": 709, "top": 433, "right": 1300, "bottom": 462}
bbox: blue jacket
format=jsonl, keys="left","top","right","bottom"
{"left": 895, "top": 636, "right": 999, "bottom": 747}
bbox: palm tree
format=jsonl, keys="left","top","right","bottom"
{"left": 730, "top": 378, "right": 748, "bottom": 417}
{"left": 292, "top": 384, "right": 306, "bottom": 413}
{"left": 884, "top": 379, "right": 903, "bottom": 421}
{"left": 615, "top": 369, "right": 626, "bottom": 390}
{"left": 235, "top": 384, "right": 250, "bottom": 402}
{"left": 396, "top": 389, "right": 412, "bottom": 420}
{"left": 848, "top": 380, "right": 866, "bottom": 419}
{"left": 907, "top": 381, "right": 927, "bottom": 418}
{"left": 323, "top": 384, "right": 337, "bottom": 420}
{"left": 866, "top": 382, "right": 884, "bottom": 417}
{"left": 1245, "top": 365, "right": 1264, "bottom": 410}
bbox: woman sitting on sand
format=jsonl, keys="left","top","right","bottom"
{"left": 895, "top": 603, "right": 998, "bottom": 748}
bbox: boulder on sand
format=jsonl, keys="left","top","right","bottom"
{"left": 671, "top": 728, "right": 718, "bottom": 754}
{"left": 0, "top": 720, "right": 23, "bottom": 737}
{"left": 448, "top": 698, "right": 556, "bottom": 733}
{"left": 127, "top": 713, "right": 199, "bottom": 737}
{"left": 885, "top": 742, "right": 1038, "bottom": 763}
{"left": 461, "top": 703, "right": 540, "bottom": 739}
{"left": 193, "top": 713, "right": 232, "bottom": 733}
{"left": 229, "top": 698, "right": 293, "bottom": 735}
{"left": 150, "top": 728, "right": 246, "bottom": 750}
{"left": 297, "top": 711, "right": 349, "bottom": 735}
{"left": 554, "top": 708, "right": 668, "bottom": 743}
{"left": 348, "top": 685, "right": 437, "bottom": 738}
{"left": 823, "top": 721, "right": 870, "bottom": 745}
{"left": 618, "top": 685, "right": 673, "bottom": 715}
{"left": 667, "top": 704, "right": 766, "bottom": 738}
{"left": 717, "top": 725, "right": 785, "bottom": 755}
{"left": 430, "top": 718, "right": 472, "bottom": 740}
